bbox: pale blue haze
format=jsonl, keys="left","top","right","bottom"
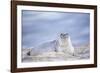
{"left": 22, "top": 10, "right": 90, "bottom": 48}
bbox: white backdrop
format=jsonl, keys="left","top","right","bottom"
{"left": 0, "top": 0, "right": 99, "bottom": 73}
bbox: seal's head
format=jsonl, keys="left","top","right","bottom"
{"left": 60, "top": 33, "right": 69, "bottom": 39}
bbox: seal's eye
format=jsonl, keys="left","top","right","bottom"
{"left": 60, "top": 33, "right": 64, "bottom": 38}
{"left": 65, "top": 33, "right": 69, "bottom": 38}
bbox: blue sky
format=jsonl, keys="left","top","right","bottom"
{"left": 22, "top": 10, "right": 90, "bottom": 48}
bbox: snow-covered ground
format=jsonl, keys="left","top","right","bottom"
{"left": 22, "top": 33, "right": 90, "bottom": 62}
{"left": 22, "top": 43, "right": 90, "bottom": 62}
